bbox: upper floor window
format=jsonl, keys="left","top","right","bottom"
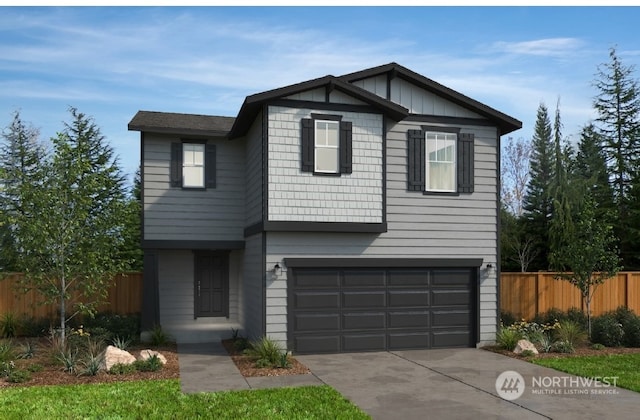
{"left": 301, "top": 114, "right": 352, "bottom": 176}
{"left": 407, "top": 127, "right": 474, "bottom": 194}
{"left": 425, "top": 132, "right": 457, "bottom": 192}
{"left": 182, "top": 143, "right": 205, "bottom": 188}
{"left": 170, "top": 141, "right": 216, "bottom": 189}
{"left": 315, "top": 120, "right": 340, "bottom": 173}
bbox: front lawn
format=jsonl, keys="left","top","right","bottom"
{"left": 0, "top": 379, "right": 370, "bottom": 419}
{"left": 533, "top": 353, "right": 640, "bottom": 392}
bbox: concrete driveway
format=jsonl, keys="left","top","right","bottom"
{"left": 297, "top": 349, "right": 640, "bottom": 420}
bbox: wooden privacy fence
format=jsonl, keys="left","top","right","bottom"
{"left": 0, "top": 272, "right": 143, "bottom": 320}
{"left": 501, "top": 272, "right": 640, "bottom": 320}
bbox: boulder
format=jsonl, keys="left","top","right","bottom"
{"left": 139, "top": 349, "right": 167, "bottom": 365}
{"left": 100, "top": 345, "right": 136, "bottom": 371}
{"left": 513, "top": 339, "right": 539, "bottom": 355}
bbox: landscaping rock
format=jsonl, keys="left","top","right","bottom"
{"left": 100, "top": 345, "right": 137, "bottom": 371}
{"left": 139, "top": 349, "right": 167, "bottom": 365}
{"left": 513, "top": 339, "right": 539, "bottom": 355}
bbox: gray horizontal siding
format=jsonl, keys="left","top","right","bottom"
{"left": 143, "top": 133, "right": 245, "bottom": 241}
{"left": 242, "top": 234, "right": 264, "bottom": 340}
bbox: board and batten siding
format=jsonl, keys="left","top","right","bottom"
{"left": 267, "top": 105, "right": 384, "bottom": 223}
{"left": 352, "top": 75, "right": 483, "bottom": 118}
{"left": 285, "top": 89, "right": 367, "bottom": 106}
{"left": 264, "top": 120, "right": 500, "bottom": 347}
{"left": 241, "top": 234, "right": 265, "bottom": 340}
{"left": 245, "top": 111, "right": 263, "bottom": 226}
{"left": 143, "top": 133, "right": 246, "bottom": 241}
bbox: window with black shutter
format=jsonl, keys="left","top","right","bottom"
{"left": 406, "top": 129, "right": 474, "bottom": 194}
{"left": 170, "top": 141, "right": 216, "bottom": 189}
{"left": 301, "top": 114, "right": 352, "bottom": 176}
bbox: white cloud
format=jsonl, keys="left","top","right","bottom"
{"left": 491, "top": 37, "right": 585, "bottom": 57}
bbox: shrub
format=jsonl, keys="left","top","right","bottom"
{"left": 26, "top": 363, "right": 43, "bottom": 373}
{"left": 591, "top": 343, "right": 606, "bottom": 350}
{"left": 244, "top": 336, "right": 284, "bottom": 367}
{"left": 591, "top": 313, "right": 625, "bottom": 347}
{"left": 554, "top": 320, "right": 587, "bottom": 348}
{"left": 0, "top": 340, "right": 15, "bottom": 363}
{"left": 80, "top": 353, "right": 103, "bottom": 376}
{"left": 18, "top": 315, "right": 51, "bottom": 337}
{"left": 147, "top": 324, "right": 172, "bottom": 346}
{"left": 133, "top": 355, "right": 163, "bottom": 372}
{"left": 112, "top": 336, "right": 131, "bottom": 351}
{"left": 495, "top": 327, "right": 523, "bottom": 351}
{"left": 276, "top": 352, "right": 291, "bottom": 368}
{"left": 520, "top": 349, "right": 536, "bottom": 357}
{"left": 17, "top": 340, "right": 36, "bottom": 359}
{"left": 6, "top": 369, "right": 31, "bottom": 383}
{"left": 109, "top": 363, "right": 137, "bottom": 375}
{"left": 566, "top": 307, "right": 588, "bottom": 331}
{"left": 533, "top": 308, "right": 565, "bottom": 326}
{"left": 1, "top": 360, "right": 15, "bottom": 377}
{"left": 1, "top": 312, "right": 19, "bottom": 338}
{"left": 622, "top": 315, "right": 640, "bottom": 347}
{"left": 613, "top": 306, "right": 637, "bottom": 326}
{"left": 57, "top": 348, "right": 80, "bottom": 374}
{"left": 84, "top": 312, "right": 140, "bottom": 342}
{"left": 553, "top": 340, "right": 575, "bottom": 353}
{"left": 233, "top": 337, "right": 249, "bottom": 352}
{"left": 537, "top": 333, "right": 555, "bottom": 353}
{"left": 500, "top": 311, "right": 517, "bottom": 327}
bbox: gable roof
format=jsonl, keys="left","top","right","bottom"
{"left": 340, "top": 62, "right": 522, "bottom": 135}
{"left": 227, "top": 75, "right": 410, "bottom": 139}
{"left": 128, "top": 111, "right": 235, "bottom": 137}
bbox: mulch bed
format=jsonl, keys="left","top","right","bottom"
{"left": 0, "top": 338, "right": 179, "bottom": 388}
{"left": 221, "top": 339, "right": 310, "bottom": 377}
{"left": 484, "top": 344, "right": 640, "bottom": 360}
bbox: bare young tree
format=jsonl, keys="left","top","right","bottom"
{"left": 501, "top": 136, "right": 532, "bottom": 216}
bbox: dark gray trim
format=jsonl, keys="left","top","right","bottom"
{"left": 421, "top": 125, "right": 461, "bottom": 134}
{"left": 423, "top": 191, "right": 460, "bottom": 197}
{"left": 193, "top": 251, "right": 229, "bottom": 319}
{"left": 180, "top": 138, "right": 208, "bottom": 144}
{"left": 141, "top": 249, "right": 159, "bottom": 330}
{"left": 142, "top": 240, "right": 245, "bottom": 250}
{"left": 310, "top": 113, "right": 343, "bottom": 121}
{"left": 140, "top": 132, "right": 145, "bottom": 246}
{"left": 496, "top": 130, "right": 502, "bottom": 337}
{"left": 262, "top": 105, "right": 269, "bottom": 227}
{"left": 406, "top": 115, "right": 497, "bottom": 127}
{"left": 265, "top": 221, "right": 387, "bottom": 233}
{"left": 284, "top": 258, "right": 484, "bottom": 268}
{"left": 261, "top": 232, "right": 267, "bottom": 338}
{"left": 382, "top": 117, "right": 387, "bottom": 225}
{"left": 270, "top": 99, "right": 382, "bottom": 115}
{"left": 244, "top": 222, "right": 263, "bottom": 237}
{"left": 339, "top": 63, "right": 521, "bottom": 135}
{"left": 474, "top": 266, "right": 480, "bottom": 346}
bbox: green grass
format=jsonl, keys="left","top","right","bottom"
{"left": 0, "top": 379, "right": 370, "bottom": 419}
{"left": 533, "top": 354, "right": 640, "bottom": 392}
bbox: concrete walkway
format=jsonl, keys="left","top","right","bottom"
{"left": 177, "top": 342, "right": 321, "bottom": 393}
{"left": 178, "top": 344, "right": 640, "bottom": 419}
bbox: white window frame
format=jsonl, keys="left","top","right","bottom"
{"left": 314, "top": 119, "right": 340, "bottom": 174}
{"left": 425, "top": 132, "right": 457, "bottom": 193}
{"left": 182, "top": 143, "right": 205, "bottom": 188}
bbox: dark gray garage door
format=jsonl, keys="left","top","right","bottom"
{"left": 289, "top": 267, "right": 476, "bottom": 354}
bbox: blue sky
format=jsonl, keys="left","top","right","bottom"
{"left": 1, "top": 6, "right": 639, "bottom": 183}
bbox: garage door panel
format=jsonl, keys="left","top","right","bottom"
{"left": 343, "top": 291, "right": 386, "bottom": 308}
{"left": 432, "top": 330, "right": 472, "bottom": 348}
{"left": 431, "top": 270, "right": 473, "bottom": 286}
{"left": 343, "top": 334, "right": 386, "bottom": 352}
{"left": 432, "top": 310, "right": 471, "bottom": 327}
{"left": 295, "top": 313, "right": 340, "bottom": 331}
{"left": 387, "top": 270, "right": 429, "bottom": 286}
{"left": 389, "top": 332, "right": 430, "bottom": 350}
{"left": 295, "top": 335, "right": 340, "bottom": 353}
{"left": 295, "top": 292, "right": 340, "bottom": 309}
{"left": 388, "top": 290, "right": 429, "bottom": 307}
{"left": 343, "top": 312, "right": 386, "bottom": 330}
{"left": 432, "top": 290, "right": 470, "bottom": 306}
{"left": 343, "top": 270, "right": 385, "bottom": 287}
{"left": 388, "top": 311, "right": 429, "bottom": 328}
{"left": 295, "top": 270, "right": 340, "bottom": 288}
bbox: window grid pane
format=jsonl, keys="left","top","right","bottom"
{"left": 315, "top": 120, "right": 340, "bottom": 173}
{"left": 183, "top": 143, "right": 205, "bottom": 188}
{"left": 425, "top": 132, "right": 456, "bottom": 192}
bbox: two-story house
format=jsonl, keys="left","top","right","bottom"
{"left": 128, "top": 63, "right": 521, "bottom": 353}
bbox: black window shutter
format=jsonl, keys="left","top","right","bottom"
{"left": 170, "top": 142, "right": 182, "bottom": 187}
{"left": 339, "top": 121, "right": 352, "bottom": 174}
{"left": 205, "top": 144, "right": 216, "bottom": 188}
{"left": 407, "top": 130, "right": 425, "bottom": 191}
{"left": 301, "top": 118, "right": 314, "bottom": 172}
{"left": 458, "top": 133, "right": 475, "bottom": 193}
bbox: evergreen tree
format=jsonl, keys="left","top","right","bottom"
{"left": 0, "top": 111, "right": 45, "bottom": 271}
{"left": 119, "top": 168, "right": 143, "bottom": 272}
{"left": 11, "top": 107, "right": 128, "bottom": 342}
{"left": 522, "top": 103, "right": 555, "bottom": 270}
